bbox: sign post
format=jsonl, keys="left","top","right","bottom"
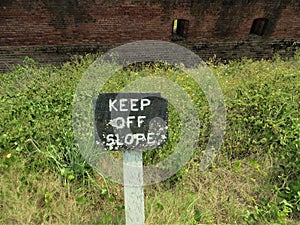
{"left": 94, "top": 92, "right": 168, "bottom": 225}
{"left": 123, "top": 150, "right": 144, "bottom": 225}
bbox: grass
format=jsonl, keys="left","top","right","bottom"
{"left": 1, "top": 53, "right": 299, "bottom": 224}
{"left": 145, "top": 155, "right": 272, "bottom": 224}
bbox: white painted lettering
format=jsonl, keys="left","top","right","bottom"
{"left": 105, "top": 132, "right": 158, "bottom": 147}
{"left": 109, "top": 117, "right": 126, "bottom": 129}
{"left": 137, "top": 115, "right": 146, "bottom": 127}
{"left": 135, "top": 133, "right": 146, "bottom": 145}
{"left": 126, "top": 116, "right": 135, "bottom": 128}
{"left": 147, "top": 132, "right": 155, "bottom": 145}
{"left": 141, "top": 99, "right": 151, "bottom": 110}
{"left": 119, "top": 99, "right": 128, "bottom": 111}
{"left": 115, "top": 134, "right": 123, "bottom": 145}
{"left": 109, "top": 99, "right": 118, "bottom": 111}
{"left": 108, "top": 98, "right": 152, "bottom": 111}
{"left": 130, "top": 99, "right": 139, "bottom": 111}
{"left": 125, "top": 134, "right": 134, "bottom": 145}
{"left": 106, "top": 134, "right": 115, "bottom": 144}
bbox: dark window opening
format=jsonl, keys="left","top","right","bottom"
{"left": 172, "top": 19, "right": 189, "bottom": 41}
{"left": 250, "top": 18, "right": 268, "bottom": 36}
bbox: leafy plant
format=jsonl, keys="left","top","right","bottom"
{"left": 1, "top": 51, "right": 299, "bottom": 224}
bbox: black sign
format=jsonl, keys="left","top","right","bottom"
{"left": 94, "top": 92, "right": 168, "bottom": 151}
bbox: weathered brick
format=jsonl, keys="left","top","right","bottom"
{"left": 0, "top": 0, "right": 299, "bottom": 72}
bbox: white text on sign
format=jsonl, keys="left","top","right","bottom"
{"left": 106, "top": 133, "right": 156, "bottom": 146}
{"left": 94, "top": 93, "right": 168, "bottom": 151}
{"left": 109, "top": 98, "right": 151, "bottom": 111}
{"left": 109, "top": 116, "right": 146, "bottom": 129}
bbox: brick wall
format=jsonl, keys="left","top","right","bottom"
{"left": 0, "top": 0, "right": 299, "bottom": 72}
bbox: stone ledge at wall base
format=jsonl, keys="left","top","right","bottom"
{"left": 0, "top": 39, "right": 299, "bottom": 73}
{"left": 185, "top": 39, "right": 300, "bottom": 62}
{"left": 0, "top": 44, "right": 118, "bottom": 73}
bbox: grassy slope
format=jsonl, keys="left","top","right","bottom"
{"left": 0, "top": 54, "right": 299, "bottom": 224}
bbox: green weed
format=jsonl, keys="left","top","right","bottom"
{"left": 1, "top": 52, "right": 299, "bottom": 224}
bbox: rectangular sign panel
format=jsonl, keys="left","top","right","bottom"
{"left": 94, "top": 92, "right": 168, "bottom": 151}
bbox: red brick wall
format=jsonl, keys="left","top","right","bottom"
{"left": 0, "top": 1, "right": 169, "bottom": 45}
{"left": 1, "top": 0, "right": 299, "bottom": 46}
{"left": 270, "top": 6, "right": 300, "bottom": 39}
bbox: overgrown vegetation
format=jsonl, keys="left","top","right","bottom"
{"left": 0, "top": 52, "right": 299, "bottom": 224}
